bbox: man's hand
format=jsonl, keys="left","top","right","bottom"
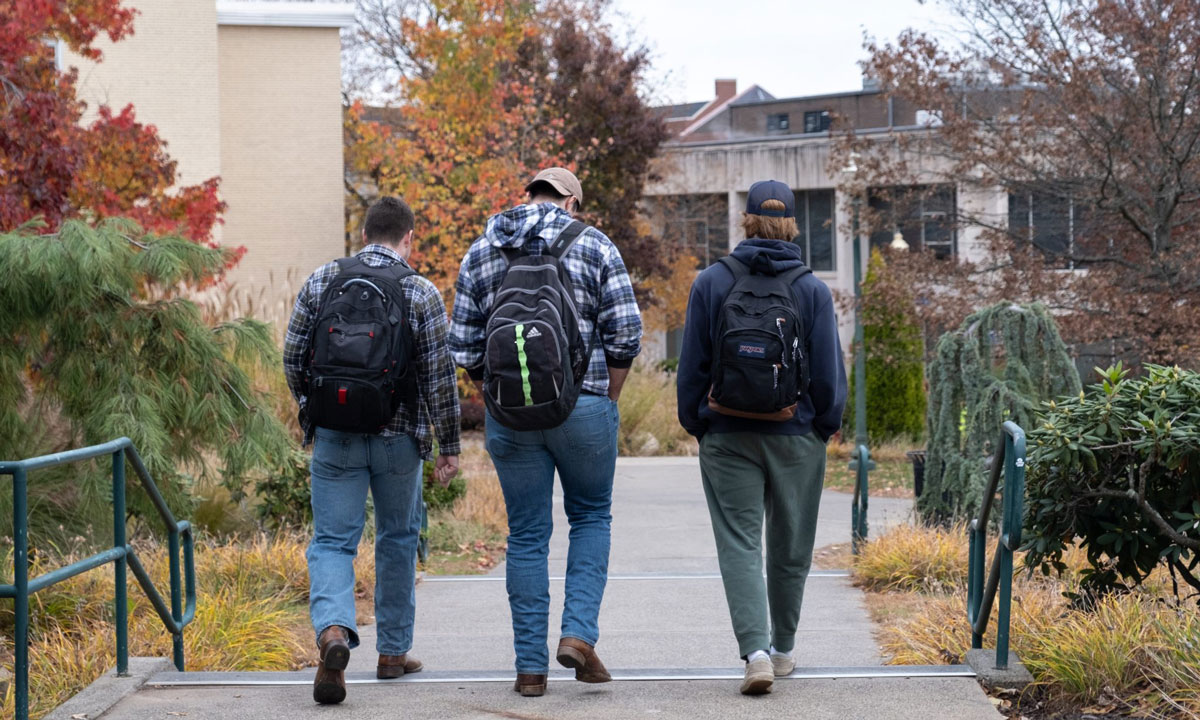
{"left": 606, "top": 366, "right": 631, "bottom": 403}
{"left": 434, "top": 454, "right": 459, "bottom": 487}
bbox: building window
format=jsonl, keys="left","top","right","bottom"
{"left": 650, "top": 193, "right": 730, "bottom": 270}
{"left": 868, "top": 185, "right": 957, "bottom": 259}
{"left": 803, "top": 110, "right": 831, "bottom": 133}
{"left": 1008, "top": 187, "right": 1098, "bottom": 269}
{"left": 792, "top": 189, "right": 837, "bottom": 272}
{"left": 767, "top": 113, "right": 790, "bottom": 132}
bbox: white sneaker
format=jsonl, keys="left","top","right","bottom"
{"left": 741, "top": 655, "right": 774, "bottom": 695}
{"left": 770, "top": 650, "right": 795, "bottom": 677}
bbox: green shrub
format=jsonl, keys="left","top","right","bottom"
{"left": 1023, "top": 364, "right": 1200, "bottom": 598}
{"left": 845, "top": 250, "right": 926, "bottom": 443}
{"left": 253, "top": 448, "right": 314, "bottom": 530}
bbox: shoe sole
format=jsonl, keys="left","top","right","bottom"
{"left": 740, "top": 674, "right": 774, "bottom": 695}
{"left": 376, "top": 667, "right": 404, "bottom": 680}
{"left": 321, "top": 644, "right": 350, "bottom": 672}
{"left": 556, "top": 646, "right": 612, "bottom": 683}
{"left": 773, "top": 662, "right": 796, "bottom": 677}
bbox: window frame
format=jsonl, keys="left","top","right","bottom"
{"left": 868, "top": 185, "right": 958, "bottom": 259}
{"left": 793, "top": 189, "right": 837, "bottom": 272}
{"left": 803, "top": 110, "right": 831, "bottom": 134}
{"left": 767, "top": 113, "right": 790, "bottom": 132}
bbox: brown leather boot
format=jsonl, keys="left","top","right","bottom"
{"left": 556, "top": 637, "right": 612, "bottom": 683}
{"left": 377, "top": 653, "right": 424, "bottom": 679}
{"left": 313, "top": 626, "right": 350, "bottom": 704}
{"left": 513, "top": 673, "right": 547, "bottom": 697}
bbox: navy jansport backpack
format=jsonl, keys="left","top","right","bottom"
{"left": 708, "top": 256, "right": 811, "bottom": 421}
{"left": 482, "top": 221, "right": 590, "bottom": 431}
{"left": 304, "top": 257, "right": 419, "bottom": 433}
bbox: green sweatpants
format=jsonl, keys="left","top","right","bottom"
{"left": 699, "top": 431, "right": 826, "bottom": 658}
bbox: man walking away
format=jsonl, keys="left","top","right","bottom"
{"left": 676, "top": 180, "right": 847, "bottom": 695}
{"left": 284, "top": 196, "right": 461, "bottom": 705}
{"left": 450, "top": 167, "right": 642, "bottom": 697}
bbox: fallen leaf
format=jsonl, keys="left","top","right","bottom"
{"left": 71, "top": 714, "right": 89, "bottom": 720}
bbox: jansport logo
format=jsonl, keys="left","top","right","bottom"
{"left": 526, "top": 327, "right": 542, "bottom": 338}
{"left": 737, "top": 344, "right": 766, "bottom": 358}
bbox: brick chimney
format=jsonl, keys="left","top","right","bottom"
{"left": 715, "top": 78, "right": 738, "bottom": 102}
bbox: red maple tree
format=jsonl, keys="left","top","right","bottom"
{"left": 0, "top": 0, "right": 226, "bottom": 247}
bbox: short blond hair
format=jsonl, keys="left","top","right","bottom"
{"left": 741, "top": 199, "right": 798, "bottom": 241}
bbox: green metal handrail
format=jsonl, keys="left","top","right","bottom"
{"left": 1, "top": 438, "right": 197, "bottom": 720}
{"left": 850, "top": 444, "right": 873, "bottom": 553}
{"left": 966, "top": 421, "right": 1026, "bottom": 670}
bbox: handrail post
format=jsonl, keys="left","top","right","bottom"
{"left": 169, "top": 525, "right": 184, "bottom": 671}
{"left": 14, "top": 468, "right": 30, "bottom": 720}
{"left": 113, "top": 450, "right": 129, "bottom": 677}
{"left": 851, "top": 444, "right": 871, "bottom": 553}
{"left": 995, "top": 428, "right": 1026, "bottom": 670}
{"left": 968, "top": 517, "right": 984, "bottom": 649}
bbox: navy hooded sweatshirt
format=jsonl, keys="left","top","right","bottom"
{"left": 676, "top": 238, "right": 848, "bottom": 442}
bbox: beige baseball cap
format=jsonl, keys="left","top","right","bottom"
{"left": 525, "top": 167, "right": 583, "bottom": 208}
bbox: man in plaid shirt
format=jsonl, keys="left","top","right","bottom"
{"left": 450, "top": 168, "right": 641, "bottom": 697}
{"left": 284, "top": 197, "right": 460, "bottom": 705}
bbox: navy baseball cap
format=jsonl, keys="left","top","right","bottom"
{"left": 745, "top": 180, "right": 796, "bottom": 218}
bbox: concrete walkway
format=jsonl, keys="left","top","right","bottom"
{"left": 99, "top": 456, "right": 1001, "bottom": 719}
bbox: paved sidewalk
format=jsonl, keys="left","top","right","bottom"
{"left": 100, "top": 456, "right": 1001, "bottom": 719}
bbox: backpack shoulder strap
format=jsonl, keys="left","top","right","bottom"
{"left": 547, "top": 220, "right": 587, "bottom": 259}
{"left": 334, "top": 256, "right": 363, "bottom": 274}
{"left": 718, "top": 255, "right": 750, "bottom": 281}
{"left": 779, "top": 265, "right": 812, "bottom": 284}
{"left": 383, "top": 261, "right": 417, "bottom": 283}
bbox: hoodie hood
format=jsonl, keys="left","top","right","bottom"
{"left": 730, "top": 238, "right": 807, "bottom": 275}
{"left": 484, "top": 202, "right": 570, "bottom": 249}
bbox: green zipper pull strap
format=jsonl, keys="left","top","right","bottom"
{"left": 515, "top": 323, "right": 533, "bottom": 406}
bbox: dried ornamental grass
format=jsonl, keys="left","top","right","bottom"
{"left": 853, "top": 523, "right": 969, "bottom": 593}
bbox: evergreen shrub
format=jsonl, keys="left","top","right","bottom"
{"left": 1024, "top": 364, "right": 1200, "bottom": 599}
{"left": 845, "top": 250, "right": 926, "bottom": 443}
{"left": 0, "top": 219, "right": 294, "bottom": 540}
{"left": 920, "top": 302, "right": 1079, "bottom": 523}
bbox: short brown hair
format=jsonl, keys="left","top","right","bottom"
{"left": 741, "top": 199, "right": 798, "bottom": 241}
{"left": 364, "top": 196, "right": 415, "bottom": 244}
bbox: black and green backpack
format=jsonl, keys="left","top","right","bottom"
{"left": 482, "top": 221, "right": 590, "bottom": 431}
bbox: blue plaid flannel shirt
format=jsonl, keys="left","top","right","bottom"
{"left": 449, "top": 203, "right": 642, "bottom": 394}
{"left": 283, "top": 244, "right": 461, "bottom": 460}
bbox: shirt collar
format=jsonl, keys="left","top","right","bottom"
{"left": 357, "top": 243, "right": 409, "bottom": 267}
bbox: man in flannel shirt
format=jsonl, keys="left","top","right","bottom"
{"left": 283, "top": 196, "right": 461, "bottom": 704}
{"left": 450, "top": 167, "right": 642, "bottom": 697}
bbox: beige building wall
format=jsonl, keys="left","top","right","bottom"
{"left": 217, "top": 25, "right": 346, "bottom": 322}
{"left": 64, "top": 0, "right": 223, "bottom": 191}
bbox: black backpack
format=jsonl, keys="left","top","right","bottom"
{"left": 708, "top": 256, "right": 811, "bottom": 421}
{"left": 483, "top": 221, "right": 590, "bottom": 431}
{"left": 304, "top": 257, "right": 419, "bottom": 434}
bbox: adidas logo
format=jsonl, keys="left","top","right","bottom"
{"left": 526, "top": 327, "right": 542, "bottom": 338}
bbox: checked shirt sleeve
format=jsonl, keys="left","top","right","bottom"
{"left": 412, "top": 282, "right": 462, "bottom": 456}
{"left": 595, "top": 242, "right": 643, "bottom": 368}
{"left": 282, "top": 275, "right": 319, "bottom": 404}
{"left": 449, "top": 252, "right": 488, "bottom": 381}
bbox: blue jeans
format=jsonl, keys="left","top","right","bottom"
{"left": 307, "top": 428, "right": 423, "bottom": 655}
{"left": 485, "top": 393, "right": 620, "bottom": 674}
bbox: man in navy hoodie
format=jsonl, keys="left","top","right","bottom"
{"left": 677, "top": 180, "right": 847, "bottom": 695}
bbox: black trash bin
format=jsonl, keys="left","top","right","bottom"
{"left": 906, "top": 450, "right": 927, "bottom": 497}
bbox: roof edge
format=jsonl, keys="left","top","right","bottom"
{"left": 216, "top": 1, "right": 356, "bottom": 28}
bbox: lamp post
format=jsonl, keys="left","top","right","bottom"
{"left": 843, "top": 154, "right": 872, "bottom": 551}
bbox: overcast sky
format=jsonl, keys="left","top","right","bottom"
{"left": 608, "top": 0, "right": 959, "bottom": 104}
